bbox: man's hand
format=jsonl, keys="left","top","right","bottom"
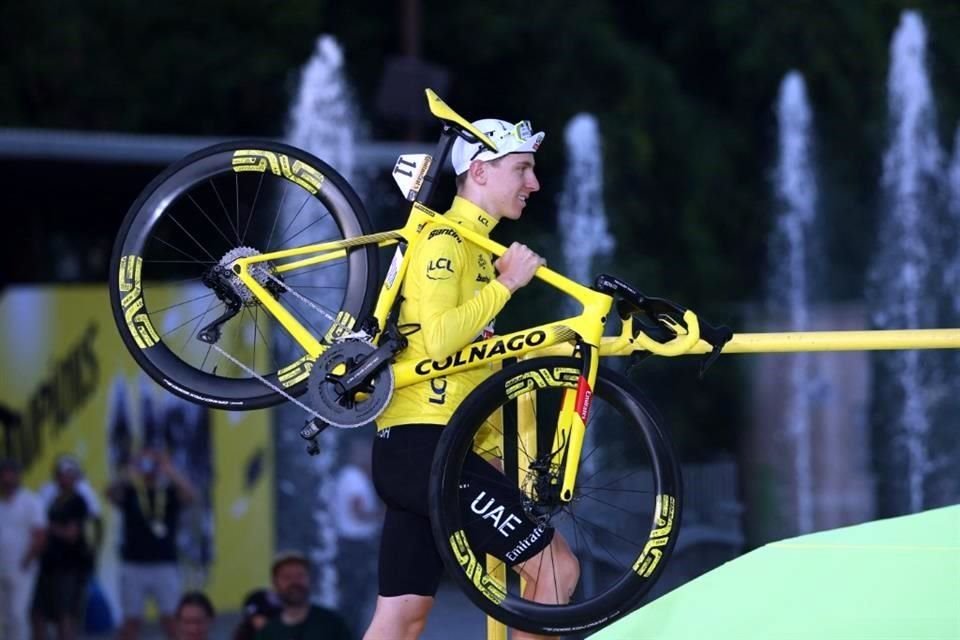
{"left": 495, "top": 242, "right": 545, "bottom": 293}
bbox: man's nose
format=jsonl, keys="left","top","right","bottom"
{"left": 527, "top": 172, "right": 540, "bottom": 192}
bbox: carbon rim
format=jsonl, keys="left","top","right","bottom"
{"left": 430, "top": 357, "right": 681, "bottom": 634}
{"left": 109, "top": 141, "right": 377, "bottom": 409}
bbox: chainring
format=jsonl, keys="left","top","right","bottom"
{"left": 307, "top": 341, "right": 394, "bottom": 428}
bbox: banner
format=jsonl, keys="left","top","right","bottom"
{"left": 0, "top": 285, "right": 274, "bottom": 615}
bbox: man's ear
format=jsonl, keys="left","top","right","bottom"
{"left": 468, "top": 160, "right": 487, "bottom": 185}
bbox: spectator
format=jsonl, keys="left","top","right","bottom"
{"left": 174, "top": 591, "right": 215, "bottom": 640}
{"left": 31, "top": 455, "right": 98, "bottom": 640}
{"left": 255, "top": 551, "right": 352, "bottom": 640}
{"left": 38, "top": 454, "right": 104, "bottom": 539}
{"left": 232, "top": 589, "right": 281, "bottom": 640}
{"left": 107, "top": 446, "right": 197, "bottom": 640}
{"left": 331, "top": 438, "right": 381, "bottom": 636}
{"left": 0, "top": 457, "right": 46, "bottom": 640}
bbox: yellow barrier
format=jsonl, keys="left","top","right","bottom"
{"left": 688, "top": 328, "right": 960, "bottom": 354}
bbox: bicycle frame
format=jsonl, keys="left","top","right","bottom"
{"left": 230, "top": 197, "right": 633, "bottom": 500}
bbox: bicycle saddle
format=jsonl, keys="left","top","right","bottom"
{"left": 425, "top": 89, "right": 498, "bottom": 152}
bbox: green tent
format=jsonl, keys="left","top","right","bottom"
{"left": 591, "top": 505, "right": 960, "bottom": 639}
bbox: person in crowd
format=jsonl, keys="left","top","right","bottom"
{"left": 332, "top": 438, "right": 382, "bottom": 636}
{"left": 31, "top": 455, "right": 99, "bottom": 640}
{"left": 255, "top": 551, "right": 352, "bottom": 640}
{"left": 174, "top": 591, "right": 215, "bottom": 640}
{"left": 38, "top": 454, "right": 103, "bottom": 544}
{"left": 107, "top": 446, "right": 197, "bottom": 640}
{"left": 0, "top": 457, "right": 45, "bottom": 640}
{"left": 232, "top": 588, "right": 281, "bottom": 640}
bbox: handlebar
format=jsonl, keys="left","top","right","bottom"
{"left": 593, "top": 273, "right": 733, "bottom": 370}
{"left": 633, "top": 309, "right": 702, "bottom": 356}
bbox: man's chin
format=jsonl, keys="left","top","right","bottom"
{"left": 281, "top": 588, "right": 310, "bottom": 607}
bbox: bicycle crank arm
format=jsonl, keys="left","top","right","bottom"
{"left": 335, "top": 333, "right": 407, "bottom": 393}
{"left": 300, "top": 417, "right": 330, "bottom": 456}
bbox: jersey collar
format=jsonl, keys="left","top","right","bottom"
{"left": 444, "top": 196, "right": 499, "bottom": 236}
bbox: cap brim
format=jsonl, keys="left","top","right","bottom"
{"left": 511, "top": 131, "right": 544, "bottom": 154}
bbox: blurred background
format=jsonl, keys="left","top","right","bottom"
{"left": 2, "top": 1, "right": 960, "bottom": 637}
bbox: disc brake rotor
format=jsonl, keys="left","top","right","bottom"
{"left": 308, "top": 341, "right": 394, "bottom": 428}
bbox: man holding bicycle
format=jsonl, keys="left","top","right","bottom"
{"left": 364, "top": 119, "right": 580, "bottom": 640}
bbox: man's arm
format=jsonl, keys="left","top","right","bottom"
{"left": 21, "top": 495, "right": 46, "bottom": 570}
{"left": 159, "top": 452, "right": 197, "bottom": 506}
{"left": 416, "top": 231, "right": 511, "bottom": 361}
{"left": 78, "top": 480, "right": 105, "bottom": 551}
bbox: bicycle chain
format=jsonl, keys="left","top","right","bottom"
{"left": 208, "top": 341, "right": 326, "bottom": 422}
{"left": 261, "top": 269, "right": 338, "bottom": 325}
{"left": 204, "top": 267, "right": 364, "bottom": 424}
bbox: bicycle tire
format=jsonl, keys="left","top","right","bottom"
{"left": 429, "top": 356, "right": 681, "bottom": 635}
{"left": 109, "top": 140, "right": 378, "bottom": 409}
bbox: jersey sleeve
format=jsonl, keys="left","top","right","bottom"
{"left": 414, "top": 229, "right": 511, "bottom": 361}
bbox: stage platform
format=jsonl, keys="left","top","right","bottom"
{"left": 591, "top": 505, "right": 960, "bottom": 639}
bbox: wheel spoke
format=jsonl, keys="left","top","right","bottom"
{"left": 188, "top": 192, "right": 238, "bottom": 251}
{"left": 266, "top": 181, "right": 290, "bottom": 251}
{"left": 148, "top": 292, "right": 217, "bottom": 315}
{"left": 567, "top": 508, "right": 633, "bottom": 572}
{"left": 277, "top": 214, "right": 330, "bottom": 248}
{"left": 158, "top": 300, "right": 219, "bottom": 341}
{"left": 277, "top": 192, "right": 313, "bottom": 244}
{"left": 166, "top": 213, "right": 221, "bottom": 263}
{"left": 208, "top": 176, "right": 242, "bottom": 243}
{"left": 241, "top": 171, "right": 265, "bottom": 244}
{"left": 148, "top": 233, "right": 215, "bottom": 267}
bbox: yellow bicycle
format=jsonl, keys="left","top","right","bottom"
{"left": 109, "top": 90, "right": 732, "bottom": 634}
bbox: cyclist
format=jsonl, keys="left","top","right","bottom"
{"left": 364, "top": 118, "right": 580, "bottom": 640}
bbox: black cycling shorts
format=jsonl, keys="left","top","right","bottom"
{"left": 372, "top": 424, "right": 554, "bottom": 598}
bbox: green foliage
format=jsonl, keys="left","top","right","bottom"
{"left": 5, "top": 0, "right": 960, "bottom": 457}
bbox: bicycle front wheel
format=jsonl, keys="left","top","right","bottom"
{"left": 429, "top": 356, "right": 681, "bottom": 635}
{"left": 109, "top": 140, "right": 377, "bottom": 409}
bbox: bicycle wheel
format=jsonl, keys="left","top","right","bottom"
{"left": 430, "top": 356, "right": 681, "bottom": 635}
{"left": 109, "top": 140, "right": 378, "bottom": 409}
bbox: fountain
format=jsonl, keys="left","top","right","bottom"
{"left": 868, "top": 10, "right": 945, "bottom": 515}
{"left": 557, "top": 114, "right": 614, "bottom": 291}
{"left": 767, "top": 71, "right": 819, "bottom": 533}
{"left": 751, "top": 70, "right": 878, "bottom": 544}
{"left": 945, "top": 125, "right": 960, "bottom": 320}
{"left": 286, "top": 36, "right": 363, "bottom": 183}
{"left": 275, "top": 34, "right": 367, "bottom": 612}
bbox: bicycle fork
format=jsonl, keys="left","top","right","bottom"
{"left": 545, "top": 343, "right": 600, "bottom": 504}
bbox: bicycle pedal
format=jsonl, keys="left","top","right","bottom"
{"left": 305, "top": 439, "right": 321, "bottom": 456}
{"left": 299, "top": 418, "right": 329, "bottom": 441}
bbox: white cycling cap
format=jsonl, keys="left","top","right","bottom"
{"left": 450, "top": 118, "right": 545, "bottom": 176}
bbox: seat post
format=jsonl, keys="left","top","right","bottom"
{"left": 415, "top": 127, "right": 458, "bottom": 207}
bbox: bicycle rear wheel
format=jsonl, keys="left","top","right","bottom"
{"left": 429, "top": 356, "right": 681, "bottom": 635}
{"left": 109, "top": 140, "right": 377, "bottom": 409}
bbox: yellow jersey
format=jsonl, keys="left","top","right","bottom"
{"left": 377, "top": 196, "right": 511, "bottom": 429}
